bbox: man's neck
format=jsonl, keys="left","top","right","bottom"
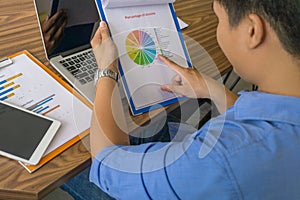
{"left": 258, "top": 57, "right": 300, "bottom": 98}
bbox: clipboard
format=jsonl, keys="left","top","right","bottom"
{"left": 95, "top": 0, "right": 192, "bottom": 115}
{"left": 0, "top": 50, "right": 93, "bottom": 173}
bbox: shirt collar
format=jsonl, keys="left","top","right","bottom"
{"left": 234, "top": 91, "right": 300, "bottom": 126}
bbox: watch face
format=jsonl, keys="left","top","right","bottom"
{"left": 107, "top": 70, "right": 114, "bottom": 77}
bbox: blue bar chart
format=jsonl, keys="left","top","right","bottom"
{"left": 28, "top": 94, "right": 60, "bottom": 115}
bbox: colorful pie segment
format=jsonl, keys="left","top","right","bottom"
{"left": 126, "top": 30, "right": 157, "bottom": 66}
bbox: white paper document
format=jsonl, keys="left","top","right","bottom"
{"left": 177, "top": 17, "right": 189, "bottom": 29}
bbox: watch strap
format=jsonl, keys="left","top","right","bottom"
{"left": 94, "top": 68, "right": 118, "bottom": 85}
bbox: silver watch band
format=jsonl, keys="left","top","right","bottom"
{"left": 94, "top": 68, "right": 118, "bottom": 85}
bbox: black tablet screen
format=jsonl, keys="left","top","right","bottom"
{"left": 0, "top": 103, "right": 53, "bottom": 160}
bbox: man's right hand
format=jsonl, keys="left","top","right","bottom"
{"left": 159, "top": 55, "right": 213, "bottom": 99}
{"left": 159, "top": 55, "right": 238, "bottom": 113}
{"left": 41, "top": 10, "right": 68, "bottom": 55}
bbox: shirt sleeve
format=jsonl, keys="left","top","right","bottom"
{"left": 89, "top": 131, "right": 238, "bottom": 200}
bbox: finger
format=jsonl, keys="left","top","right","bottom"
{"left": 99, "top": 21, "right": 110, "bottom": 41}
{"left": 52, "top": 19, "right": 67, "bottom": 42}
{"left": 172, "top": 74, "right": 182, "bottom": 85}
{"left": 91, "top": 25, "right": 103, "bottom": 48}
{"left": 160, "top": 84, "right": 185, "bottom": 97}
{"left": 47, "top": 14, "right": 67, "bottom": 39}
{"left": 42, "top": 15, "right": 50, "bottom": 32}
{"left": 158, "top": 55, "right": 185, "bottom": 75}
{"left": 43, "top": 10, "right": 65, "bottom": 32}
{"left": 160, "top": 84, "right": 173, "bottom": 93}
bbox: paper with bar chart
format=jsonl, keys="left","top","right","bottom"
{"left": 0, "top": 54, "right": 92, "bottom": 157}
{"left": 96, "top": 0, "right": 192, "bottom": 115}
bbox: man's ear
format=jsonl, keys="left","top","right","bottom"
{"left": 247, "top": 14, "right": 265, "bottom": 49}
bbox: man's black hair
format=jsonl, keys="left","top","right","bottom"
{"left": 215, "top": 0, "right": 300, "bottom": 58}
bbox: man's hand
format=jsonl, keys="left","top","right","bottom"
{"left": 41, "top": 10, "right": 67, "bottom": 55}
{"left": 159, "top": 55, "right": 212, "bottom": 99}
{"left": 91, "top": 21, "right": 118, "bottom": 72}
{"left": 160, "top": 55, "right": 238, "bottom": 113}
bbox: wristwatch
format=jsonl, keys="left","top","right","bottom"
{"left": 94, "top": 68, "right": 118, "bottom": 85}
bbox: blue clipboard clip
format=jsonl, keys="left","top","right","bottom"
{"left": 0, "top": 57, "right": 13, "bottom": 69}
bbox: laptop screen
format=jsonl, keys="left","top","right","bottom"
{"left": 34, "top": 0, "right": 100, "bottom": 58}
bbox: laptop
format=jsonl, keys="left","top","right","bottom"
{"left": 33, "top": 0, "right": 100, "bottom": 104}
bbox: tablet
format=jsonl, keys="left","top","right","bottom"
{"left": 0, "top": 101, "right": 61, "bottom": 165}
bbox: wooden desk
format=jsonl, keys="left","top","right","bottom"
{"left": 0, "top": 0, "right": 230, "bottom": 199}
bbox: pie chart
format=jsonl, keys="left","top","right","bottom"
{"left": 126, "top": 30, "right": 157, "bottom": 66}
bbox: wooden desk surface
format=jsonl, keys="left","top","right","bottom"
{"left": 0, "top": 0, "right": 230, "bottom": 199}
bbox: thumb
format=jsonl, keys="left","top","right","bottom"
{"left": 91, "top": 25, "right": 102, "bottom": 48}
{"left": 161, "top": 84, "right": 185, "bottom": 97}
{"left": 99, "top": 21, "right": 110, "bottom": 41}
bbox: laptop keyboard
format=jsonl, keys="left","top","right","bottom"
{"left": 59, "top": 50, "right": 98, "bottom": 85}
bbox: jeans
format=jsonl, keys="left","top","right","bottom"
{"left": 60, "top": 167, "right": 114, "bottom": 200}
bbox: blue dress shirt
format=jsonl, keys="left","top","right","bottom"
{"left": 90, "top": 91, "right": 300, "bottom": 200}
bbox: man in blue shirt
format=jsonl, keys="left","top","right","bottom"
{"left": 87, "top": 0, "right": 300, "bottom": 199}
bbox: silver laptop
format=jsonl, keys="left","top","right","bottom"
{"left": 33, "top": 0, "right": 100, "bottom": 104}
